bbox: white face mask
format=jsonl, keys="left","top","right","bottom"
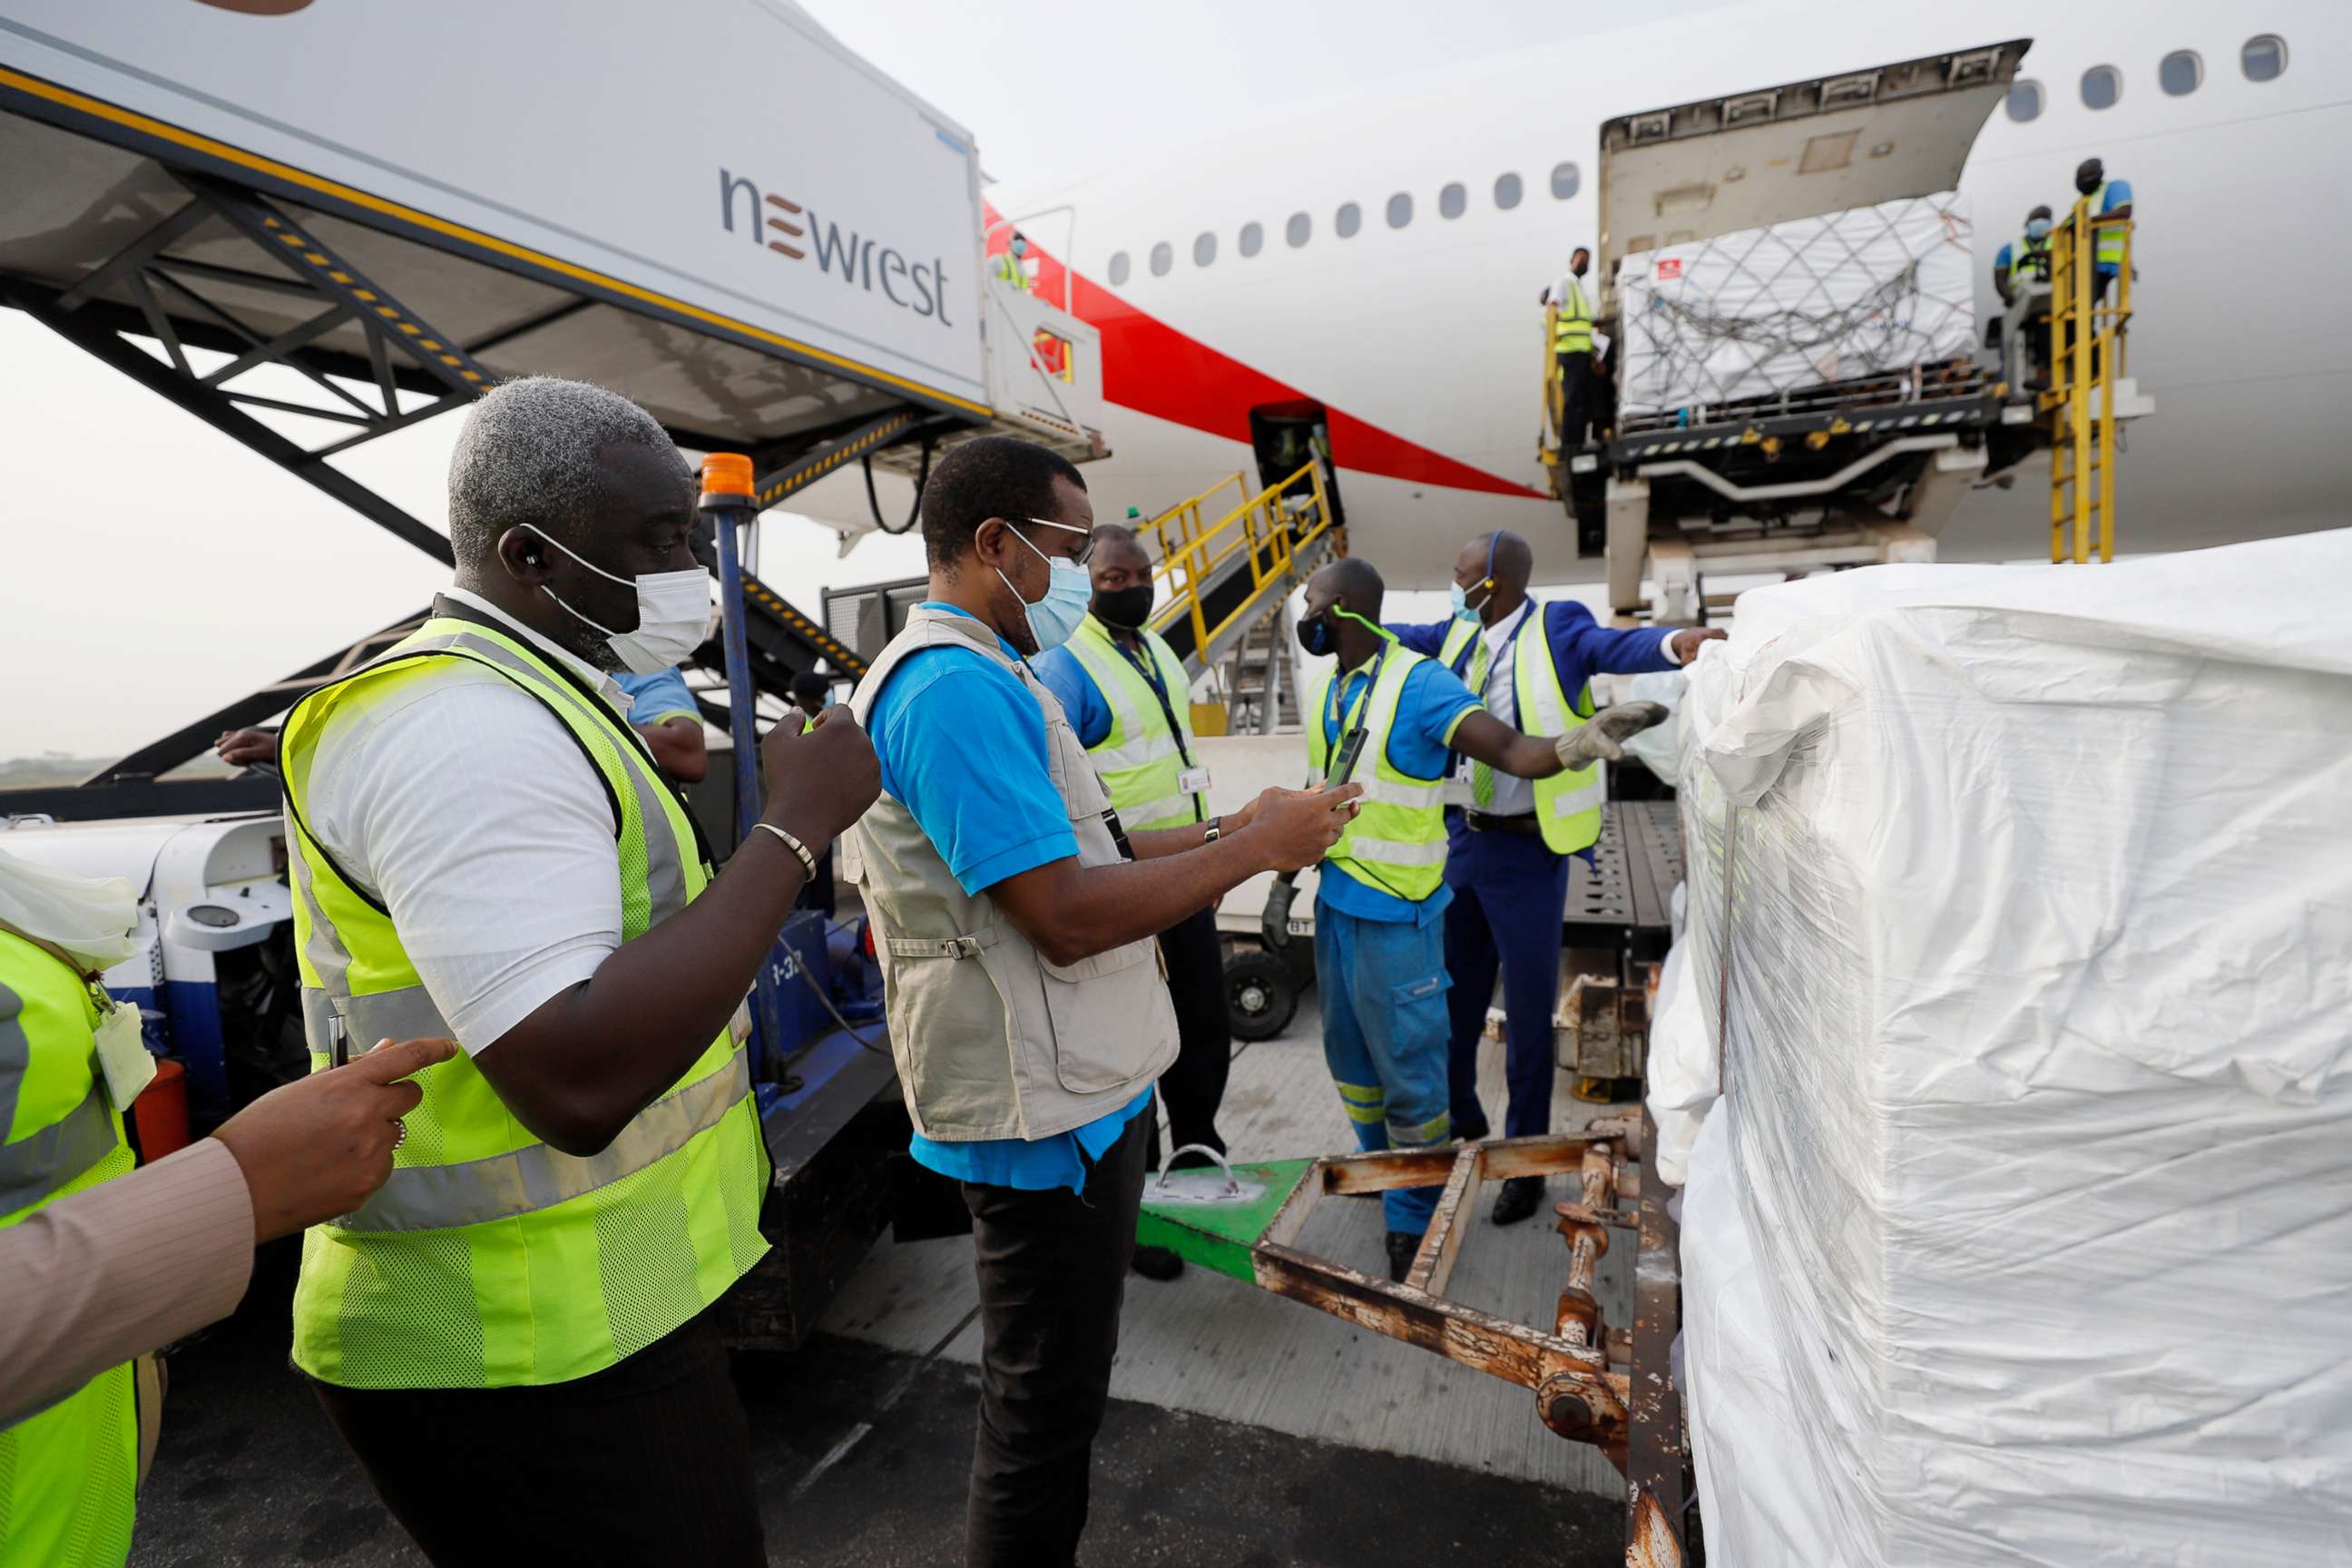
{"left": 522, "top": 525, "right": 715, "bottom": 675}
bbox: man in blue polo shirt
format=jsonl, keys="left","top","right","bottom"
{"left": 613, "top": 664, "right": 709, "bottom": 783}
{"left": 1392, "top": 531, "right": 1720, "bottom": 1226}
{"left": 849, "top": 436, "right": 1357, "bottom": 1566}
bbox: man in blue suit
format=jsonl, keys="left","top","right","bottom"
{"left": 1391, "top": 532, "right": 1722, "bottom": 1224}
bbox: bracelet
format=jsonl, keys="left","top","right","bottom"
{"left": 1203, "top": 816, "right": 1223, "bottom": 844}
{"left": 752, "top": 821, "right": 820, "bottom": 880}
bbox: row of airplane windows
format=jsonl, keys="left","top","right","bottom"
{"left": 2006, "top": 33, "right": 2290, "bottom": 119}
{"left": 1105, "top": 162, "right": 1582, "bottom": 286}
{"left": 1102, "top": 34, "right": 2295, "bottom": 289}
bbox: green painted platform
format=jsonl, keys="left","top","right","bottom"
{"left": 1136, "top": 1159, "right": 1316, "bottom": 1280}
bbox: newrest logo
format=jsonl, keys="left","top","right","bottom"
{"left": 720, "top": 169, "right": 953, "bottom": 327}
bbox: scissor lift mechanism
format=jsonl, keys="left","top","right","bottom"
{"left": 1140, "top": 1112, "right": 1694, "bottom": 1567}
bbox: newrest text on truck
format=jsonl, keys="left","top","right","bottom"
{"left": 0, "top": 0, "right": 1107, "bottom": 1344}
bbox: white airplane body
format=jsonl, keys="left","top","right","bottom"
{"left": 799, "top": 0, "right": 2347, "bottom": 588}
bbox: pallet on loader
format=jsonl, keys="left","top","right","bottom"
{"left": 1137, "top": 1113, "right": 1696, "bottom": 1567}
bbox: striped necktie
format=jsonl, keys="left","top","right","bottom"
{"left": 1468, "top": 635, "right": 1495, "bottom": 808}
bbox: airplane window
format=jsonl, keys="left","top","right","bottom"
{"left": 1150, "top": 240, "right": 1172, "bottom": 277}
{"left": 1336, "top": 201, "right": 1361, "bottom": 239}
{"left": 2005, "top": 79, "right": 2043, "bottom": 122}
{"left": 1194, "top": 231, "right": 1216, "bottom": 267}
{"left": 2081, "top": 65, "right": 2121, "bottom": 111}
{"left": 1494, "top": 172, "right": 1523, "bottom": 210}
{"left": 1287, "top": 211, "right": 1311, "bottom": 247}
{"left": 1551, "top": 162, "right": 1580, "bottom": 200}
{"left": 1240, "top": 221, "right": 1263, "bottom": 258}
{"left": 1440, "top": 182, "right": 1465, "bottom": 220}
{"left": 2160, "top": 51, "right": 2201, "bottom": 95}
{"left": 2242, "top": 34, "right": 2288, "bottom": 82}
{"left": 1108, "top": 251, "right": 1130, "bottom": 287}
{"left": 1386, "top": 192, "right": 1412, "bottom": 230}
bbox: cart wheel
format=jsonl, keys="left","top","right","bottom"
{"left": 1226, "top": 949, "right": 1298, "bottom": 1042}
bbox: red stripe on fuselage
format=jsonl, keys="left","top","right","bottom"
{"left": 991, "top": 219, "right": 1539, "bottom": 500}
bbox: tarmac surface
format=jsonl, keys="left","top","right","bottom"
{"left": 127, "top": 1246, "right": 1622, "bottom": 1568}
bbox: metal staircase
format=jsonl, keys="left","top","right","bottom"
{"left": 1132, "top": 459, "right": 1340, "bottom": 735}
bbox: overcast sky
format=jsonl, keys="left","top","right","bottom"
{"left": 0, "top": 0, "right": 1734, "bottom": 760}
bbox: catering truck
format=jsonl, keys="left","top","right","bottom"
{"left": 0, "top": 0, "right": 1106, "bottom": 1344}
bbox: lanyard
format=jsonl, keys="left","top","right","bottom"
{"left": 1327, "top": 642, "right": 1390, "bottom": 743}
{"left": 1453, "top": 604, "right": 1535, "bottom": 694}
{"left": 1111, "top": 631, "right": 1203, "bottom": 820}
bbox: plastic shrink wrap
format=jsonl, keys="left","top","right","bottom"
{"left": 1617, "top": 192, "right": 1976, "bottom": 416}
{"left": 1664, "top": 532, "right": 2352, "bottom": 1566}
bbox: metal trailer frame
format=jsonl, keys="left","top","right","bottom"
{"left": 1140, "top": 1112, "right": 1694, "bottom": 1565}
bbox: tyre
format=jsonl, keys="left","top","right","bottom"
{"left": 1226, "top": 947, "right": 1299, "bottom": 1042}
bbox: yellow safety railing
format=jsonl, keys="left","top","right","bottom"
{"left": 2043, "top": 199, "right": 2133, "bottom": 564}
{"left": 1136, "top": 460, "right": 1338, "bottom": 668}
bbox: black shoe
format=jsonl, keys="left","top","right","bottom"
{"left": 1490, "top": 1175, "right": 1544, "bottom": 1227}
{"left": 1386, "top": 1230, "right": 1422, "bottom": 1283}
{"left": 1131, "top": 1244, "right": 1185, "bottom": 1282}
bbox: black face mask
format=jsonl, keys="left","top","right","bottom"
{"left": 1093, "top": 584, "right": 1153, "bottom": 630}
{"left": 1297, "top": 612, "right": 1336, "bottom": 658}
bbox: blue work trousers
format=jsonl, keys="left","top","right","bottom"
{"left": 1442, "top": 825, "right": 1575, "bottom": 1142}
{"left": 1313, "top": 898, "right": 1454, "bottom": 1236}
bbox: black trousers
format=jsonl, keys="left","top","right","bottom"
{"left": 1153, "top": 903, "right": 1230, "bottom": 1160}
{"left": 1556, "top": 351, "right": 1593, "bottom": 446}
{"left": 310, "top": 1303, "right": 763, "bottom": 1568}
{"left": 961, "top": 1108, "right": 1150, "bottom": 1568}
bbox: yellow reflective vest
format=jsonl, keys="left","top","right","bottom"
{"left": 1306, "top": 649, "right": 1450, "bottom": 904}
{"left": 1438, "top": 612, "right": 1602, "bottom": 856}
{"left": 1064, "top": 615, "right": 1204, "bottom": 833}
{"left": 1553, "top": 278, "right": 1593, "bottom": 355}
{"left": 280, "top": 612, "right": 769, "bottom": 1391}
{"left": 0, "top": 931, "right": 137, "bottom": 1566}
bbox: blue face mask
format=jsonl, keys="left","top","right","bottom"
{"left": 1449, "top": 579, "right": 1491, "bottom": 623}
{"left": 2026, "top": 218, "right": 2053, "bottom": 240}
{"left": 999, "top": 519, "right": 1092, "bottom": 652}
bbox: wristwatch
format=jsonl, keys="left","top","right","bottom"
{"left": 1203, "top": 816, "right": 1224, "bottom": 844}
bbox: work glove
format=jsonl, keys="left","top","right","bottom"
{"left": 1554, "top": 701, "right": 1671, "bottom": 769}
{"left": 1260, "top": 873, "right": 1300, "bottom": 951}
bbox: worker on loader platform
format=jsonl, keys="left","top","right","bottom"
{"left": 1994, "top": 205, "right": 2055, "bottom": 306}
{"left": 1390, "top": 535, "right": 1720, "bottom": 1226}
{"left": 1281, "top": 555, "right": 1665, "bottom": 1280}
{"left": 2073, "top": 157, "right": 2133, "bottom": 305}
{"left": 1541, "top": 248, "right": 1599, "bottom": 446}
{"left": 992, "top": 230, "right": 1033, "bottom": 293}
{"left": 1035, "top": 523, "right": 1231, "bottom": 1285}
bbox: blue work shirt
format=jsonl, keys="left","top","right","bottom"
{"left": 866, "top": 603, "right": 1152, "bottom": 1193}
{"left": 1390, "top": 602, "right": 1678, "bottom": 697}
{"left": 1316, "top": 652, "right": 1483, "bottom": 926}
{"left": 1032, "top": 643, "right": 1115, "bottom": 749}
{"left": 612, "top": 667, "right": 699, "bottom": 727}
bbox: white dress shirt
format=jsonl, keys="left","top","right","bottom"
{"left": 301, "top": 590, "right": 635, "bottom": 1053}
{"left": 1449, "top": 603, "right": 1682, "bottom": 818}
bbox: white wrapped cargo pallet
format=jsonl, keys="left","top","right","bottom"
{"left": 1617, "top": 192, "right": 1977, "bottom": 417}
{"left": 1669, "top": 533, "right": 2352, "bottom": 1566}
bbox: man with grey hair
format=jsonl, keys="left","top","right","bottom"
{"left": 279, "top": 377, "right": 881, "bottom": 1564}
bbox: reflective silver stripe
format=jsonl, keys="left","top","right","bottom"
{"left": 1356, "top": 777, "right": 1446, "bottom": 810}
{"left": 0, "top": 1083, "right": 116, "bottom": 1215}
{"left": 395, "top": 630, "right": 691, "bottom": 925}
{"left": 1547, "top": 780, "right": 1604, "bottom": 818}
{"left": 1091, "top": 732, "right": 1182, "bottom": 774}
{"left": 333, "top": 1047, "right": 754, "bottom": 1233}
{"left": 0, "top": 983, "right": 25, "bottom": 1156}
{"left": 303, "top": 985, "right": 451, "bottom": 1056}
{"left": 285, "top": 838, "right": 354, "bottom": 997}
{"left": 1347, "top": 838, "right": 1449, "bottom": 868}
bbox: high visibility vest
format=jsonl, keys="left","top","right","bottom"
{"left": 1306, "top": 649, "right": 1450, "bottom": 904}
{"left": 1553, "top": 278, "right": 1593, "bottom": 355}
{"left": 2003, "top": 233, "right": 2052, "bottom": 286}
{"left": 280, "top": 614, "right": 769, "bottom": 1391}
{"left": 993, "top": 251, "right": 1028, "bottom": 290}
{"left": 1064, "top": 615, "right": 1204, "bottom": 833}
{"left": 2077, "top": 184, "right": 2127, "bottom": 270}
{"left": 1438, "top": 612, "right": 1602, "bottom": 856}
{"left": 0, "top": 933, "right": 137, "bottom": 1566}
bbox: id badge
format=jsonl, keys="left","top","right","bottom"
{"left": 93, "top": 999, "right": 157, "bottom": 1112}
{"left": 1178, "top": 765, "right": 1211, "bottom": 796}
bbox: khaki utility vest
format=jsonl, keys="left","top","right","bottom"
{"left": 844, "top": 607, "right": 1179, "bottom": 1142}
